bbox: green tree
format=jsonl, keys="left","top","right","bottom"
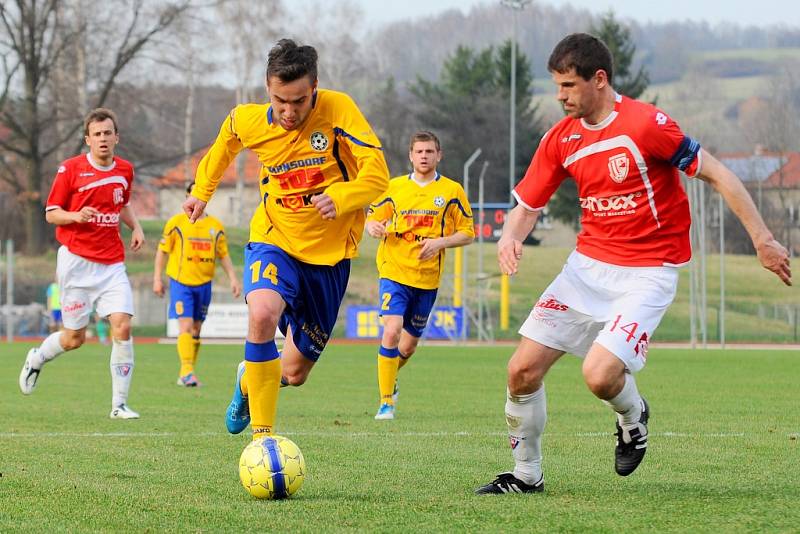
{"left": 592, "top": 10, "right": 649, "bottom": 99}
{"left": 549, "top": 12, "right": 650, "bottom": 229}
{"left": 366, "top": 77, "right": 413, "bottom": 174}
{"left": 0, "top": 0, "right": 189, "bottom": 254}
{"left": 408, "top": 41, "right": 541, "bottom": 203}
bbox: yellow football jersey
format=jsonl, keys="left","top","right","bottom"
{"left": 368, "top": 173, "right": 474, "bottom": 290}
{"left": 159, "top": 213, "right": 229, "bottom": 286}
{"left": 193, "top": 89, "right": 390, "bottom": 266}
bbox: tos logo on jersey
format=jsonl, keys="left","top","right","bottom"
{"left": 309, "top": 131, "right": 329, "bottom": 152}
{"left": 433, "top": 196, "right": 445, "bottom": 208}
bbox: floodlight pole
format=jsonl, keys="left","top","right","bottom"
{"left": 6, "top": 240, "right": 13, "bottom": 342}
{"left": 719, "top": 194, "right": 725, "bottom": 348}
{"left": 462, "top": 148, "right": 482, "bottom": 342}
{"left": 502, "top": 0, "right": 531, "bottom": 204}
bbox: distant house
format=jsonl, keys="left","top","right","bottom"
{"left": 151, "top": 148, "right": 262, "bottom": 226}
{"left": 719, "top": 149, "right": 800, "bottom": 254}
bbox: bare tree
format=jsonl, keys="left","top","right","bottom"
{"left": 214, "top": 0, "right": 282, "bottom": 225}
{"left": 296, "top": 1, "right": 370, "bottom": 99}
{"left": 0, "top": 0, "right": 190, "bottom": 254}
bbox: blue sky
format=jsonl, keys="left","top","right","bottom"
{"left": 350, "top": 0, "right": 799, "bottom": 27}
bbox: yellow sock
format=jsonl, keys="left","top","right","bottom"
{"left": 246, "top": 359, "right": 282, "bottom": 439}
{"left": 177, "top": 333, "right": 194, "bottom": 376}
{"left": 377, "top": 347, "right": 400, "bottom": 405}
{"left": 240, "top": 367, "right": 248, "bottom": 396}
{"left": 191, "top": 337, "right": 200, "bottom": 367}
{"left": 398, "top": 353, "right": 411, "bottom": 370}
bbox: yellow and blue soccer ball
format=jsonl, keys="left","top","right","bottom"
{"left": 238, "top": 435, "right": 306, "bottom": 499}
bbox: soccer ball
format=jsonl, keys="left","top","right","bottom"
{"left": 238, "top": 435, "right": 306, "bottom": 499}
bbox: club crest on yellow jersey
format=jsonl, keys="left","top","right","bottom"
{"left": 310, "top": 131, "right": 329, "bottom": 151}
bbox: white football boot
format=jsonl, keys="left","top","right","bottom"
{"left": 110, "top": 404, "right": 140, "bottom": 419}
{"left": 19, "top": 348, "right": 43, "bottom": 395}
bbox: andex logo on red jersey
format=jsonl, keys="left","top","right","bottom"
{"left": 579, "top": 192, "right": 641, "bottom": 216}
{"left": 89, "top": 212, "right": 120, "bottom": 226}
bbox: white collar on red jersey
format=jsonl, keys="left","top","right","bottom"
{"left": 580, "top": 92, "right": 623, "bottom": 131}
{"left": 87, "top": 153, "right": 116, "bottom": 172}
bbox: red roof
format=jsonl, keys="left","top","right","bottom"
{"left": 765, "top": 152, "right": 800, "bottom": 187}
{"left": 155, "top": 146, "right": 262, "bottom": 188}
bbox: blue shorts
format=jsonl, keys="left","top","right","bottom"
{"left": 168, "top": 279, "right": 212, "bottom": 321}
{"left": 378, "top": 278, "right": 438, "bottom": 338}
{"left": 244, "top": 243, "right": 350, "bottom": 362}
{"left": 51, "top": 310, "right": 62, "bottom": 323}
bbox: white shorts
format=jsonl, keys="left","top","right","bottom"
{"left": 56, "top": 246, "right": 134, "bottom": 330}
{"left": 518, "top": 250, "right": 678, "bottom": 373}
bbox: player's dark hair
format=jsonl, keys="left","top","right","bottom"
{"left": 83, "top": 108, "right": 119, "bottom": 137}
{"left": 548, "top": 33, "right": 614, "bottom": 84}
{"left": 266, "top": 39, "right": 318, "bottom": 83}
{"left": 409, "top": 130, "right": 441, "bottom": 152}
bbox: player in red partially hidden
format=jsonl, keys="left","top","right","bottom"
{"left": 476, "top": 33, "right": 791, "bottom": 495}
{"left": 19, "top": 108, "right": 145, "bottom": 420}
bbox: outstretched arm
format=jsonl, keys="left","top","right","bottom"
{"left": 695, "top": 149, "right": 791, "bottom": 286}
{"left": 188, "top": 108, "right": 244, "bottom": 222}
{"left": 497, "top": 205, "right": 540, "bottom": 276}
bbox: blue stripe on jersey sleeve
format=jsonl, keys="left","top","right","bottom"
{"left": 669, "top": 136, "right": 701, "bottom": 171}
{"left": 440, "top": 199, "right": 473, "bottom": 236}
{"left": 445, "top": 198, "right": 472, "bottom": 218}
{"left": 333, "top": 127, "right": 383, "bottom": 150}
{"left": 368, "top": 197, "right": 395, "bottom": 212}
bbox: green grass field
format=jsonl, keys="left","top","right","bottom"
{"left": 1, "top": 342, "right": 798, "bottom": 532}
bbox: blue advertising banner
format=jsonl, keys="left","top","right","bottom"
{"left": 345, "top": 305, "right": 466, "bottom": 340}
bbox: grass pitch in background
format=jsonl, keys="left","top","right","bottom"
{"left": 0, "top": 342, "right": 798, "bottom": 532}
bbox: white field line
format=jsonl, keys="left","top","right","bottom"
{"left": 1, "top": 430, "right": 790, "bottom": 439}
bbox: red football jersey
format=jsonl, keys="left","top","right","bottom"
{"left": 514, "top": 94, "right": 702, "bottom": 267}
{"left": 46, "top": 153, "right": 135, "bottom": 264}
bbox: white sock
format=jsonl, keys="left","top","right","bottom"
{"left": 506, "top": 385, "right": 546, "bottom": 485}
{"left": 36, "top": 332, "right": 66, "bottom": 367}
{"left": 110, "top": 338, "right": 135, "bottom": 407}
{"left": 603, "top": 373, "right": 642, "bottom": 426}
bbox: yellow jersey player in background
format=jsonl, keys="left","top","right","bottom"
{"left": 153, "top": 183, "right": 242, "bottom": 387}
{"left": 183, "top": 39, "right": 389, "bottom": 440}
{"left": 366, "top": 131, "right": 474, "bottom": 420}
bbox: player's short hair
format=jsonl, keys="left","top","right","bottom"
{"left": 548, "top": 33, "right": 614, "bottom": 84}
{"left": 83, "top": 108, "right": 119, "bottom": 137}
{"left": 266, "top": 39, "right": 318, "bottom": 83}
{"left": 409, "top": 130, "right": 441, "bottom": 152}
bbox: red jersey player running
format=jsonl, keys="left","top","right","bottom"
{"left": 19, "top": 108, "right": 145, "bottom": 420}
{"left": 476, "top": 34, "right": 791, "bottom": 495}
